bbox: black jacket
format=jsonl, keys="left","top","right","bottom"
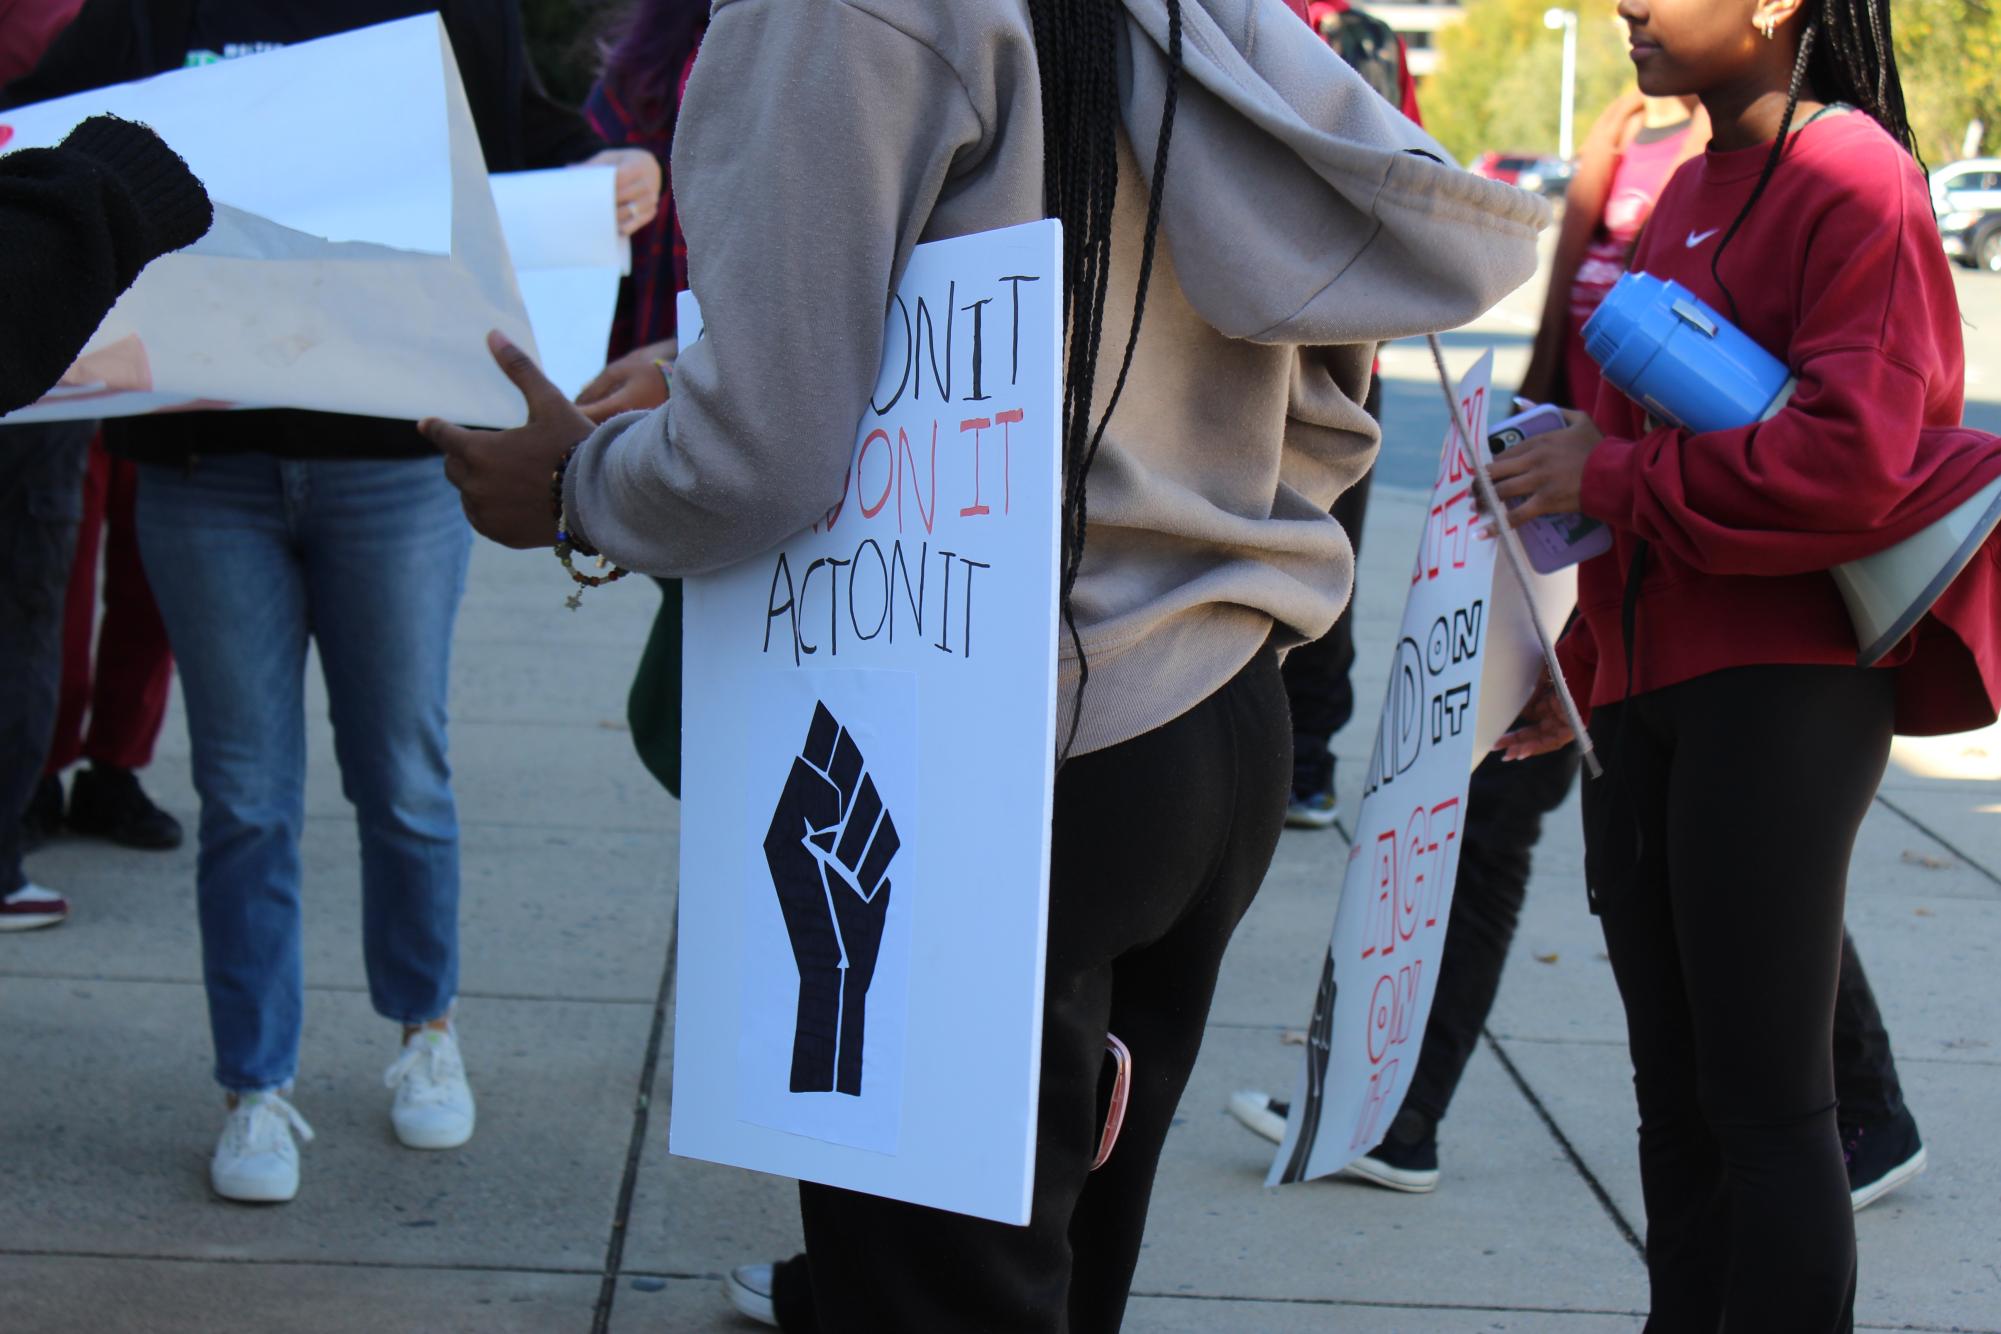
{"left": 4, "top": 0, "right": 604, "bottom": 463}
{"left": 0, "top": 116, "right": 213, "bottom": 415}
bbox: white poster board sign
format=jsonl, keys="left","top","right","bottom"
{"left": 1270, "top": 352, "right": 1575, "bottom": 1186}
{"left": 0, "top": 16, "right": 543, "bottom": 428}
{"left": 670, "top": 221, "right": 1063, "bottom": 1225}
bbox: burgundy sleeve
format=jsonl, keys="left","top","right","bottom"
{"left": 1578, "top": 160, "right": 1969, "bottom": 576}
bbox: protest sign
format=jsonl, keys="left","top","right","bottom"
{"left": 0, "top": 16, "right": 542, "bottom": 428}
{"left": 669, "top": 220, "right": 1063, "bottom": 1225}
{"left": 1270, "top": 351, "right": 1576, "bottom": 1186}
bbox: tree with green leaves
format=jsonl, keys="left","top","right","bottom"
{"left": 1895, "top": 0, "right": 2001, "bottom": 161}
{"left": 1424, "top": 0, "right": 1633, "bottom": 163}
{"left": 1424, "top": 0, "right": 2001, "bottom": 167}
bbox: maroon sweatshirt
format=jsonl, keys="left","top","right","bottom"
{"left": 1561, "top": 110, "right": 2001, "bottom": 736}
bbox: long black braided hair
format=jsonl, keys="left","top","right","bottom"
{"left": 1025, "top": 0, "right": 1184, "bottom": 760}
{"left": 1709, "top": 0, "right": 1921, "bottom": 319}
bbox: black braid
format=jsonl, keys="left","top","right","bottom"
{"left": 1711, "top": 0, "right": 1922, "bottom": 320}
{"left": 1027, "top": 0, "right": 1184, "bottom": 761}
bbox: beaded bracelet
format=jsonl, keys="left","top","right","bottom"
{"left": 550, "top": 443, "right": 629, "bottom": 610}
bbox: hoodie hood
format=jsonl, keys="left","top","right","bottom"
{"left": 1119, "top": 0, "right": 1549, "bottom": 344}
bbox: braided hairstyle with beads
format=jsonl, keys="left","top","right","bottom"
{"left": 1025, "top": 0, "right": 1184, "bottom": 759}
{"left": 1710, "top": 0, "right": 1920, "bottom": 318}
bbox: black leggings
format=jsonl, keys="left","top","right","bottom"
{"left": 796, "top": 650, "right": 1291, "bottom": 1333}
{"left": 1584, "top": 665, "right": 1895, "bottom": 1334}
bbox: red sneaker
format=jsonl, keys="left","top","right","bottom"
{"left": 0, "top": 882, "right": 70, "bottom": 931}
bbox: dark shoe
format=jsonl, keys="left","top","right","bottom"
{"left": 1342, "top": 1125, "right": 1441, "bottom": 1194}
{"left": 65, "top": 765, "right": 184, "bottom": 850}
{"left": 1845, "top": 1106, "right": 1927, "bottom": 1212}
{"left": 1284, "top": 785, "right": 1339, "bottom": 829}
{"left": 1284, "top": 756, "right": 1339, "bottom": 830}
{"left": 21, "top": 775, "right": 64, "bottom": 852}
{"left": 1226, "top": 1090, "right": 1440, "bottom": 1192}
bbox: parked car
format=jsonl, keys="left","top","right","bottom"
{"left": 1517, "top": 156, "right": 1573, "bottom": 199}
{"left": 1930, "top": 159, "right": 2001, "bottom": 217}
{"left": 1470, "top": 151, "right": 1542, "bottom": 186}
{"left": 1939, "top": 206, "right": 2001, "bottom": 273}
{"left": 1471, "top": 151, "right": 1571, "bottom": 199}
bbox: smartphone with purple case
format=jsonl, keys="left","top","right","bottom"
{"left": 1487, "top": 404, "right": 1614, "bottom": 573}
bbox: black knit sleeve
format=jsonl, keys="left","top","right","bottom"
{"left": 0, "top": 115, "right": 213, "bottom": 415}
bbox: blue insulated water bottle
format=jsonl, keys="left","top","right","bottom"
{"left": 1581, "top": 272, "right": 1795, "bottom": 432}
{"left": 1581, "top": 269, "right": 2001, "bottom": 668}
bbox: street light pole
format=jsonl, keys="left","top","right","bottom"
{"left": 1544, "top": 7, "right": 1578, "bottom": 161}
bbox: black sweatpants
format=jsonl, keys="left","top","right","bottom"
{"left": 1405, "top": 749, "right": 1909, "bottom": 1138}
{"left": 797, "top": 650, "right": 1291, "bottom": 1333}
{"left": 1280, "top": 378, "right": 1379, "bottom": 797}
{"left": 1584, "top": 665, "right": 1895, "bottom": 1334}
{"left": 0, "top": 422, "right": 93, "bottom": 893}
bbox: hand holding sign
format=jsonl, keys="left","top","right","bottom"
{"left": 1495, "top": 672, "right": 1577, "bottom": 761}
{"left": 423, "top": 331, "right": 595, "bottom": 549}
{"left": 764, "top": 702, "right": 902, "bottom": 1097}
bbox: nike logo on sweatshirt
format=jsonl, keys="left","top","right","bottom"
{"left": 1685, "top": 228, "right": 1720, "bottom": 247}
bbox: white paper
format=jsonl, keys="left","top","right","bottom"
{"left": 490, "top": 167, "right": 627, "bottom": 272}
{"left": 0, "top": 15, "right": 452, "bottom": 253}
{"left": 0, "top": 16, "right": 540, "bottom": 428}
{"left": 491, "top": 167, "right": 628, "bottom": 401}
{"left": 671, "top": 221, "right": 1064, "bottom": 1225}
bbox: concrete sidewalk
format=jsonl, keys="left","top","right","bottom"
{"left": 5, "top": 326, "right": 1999, "bottom": 1331}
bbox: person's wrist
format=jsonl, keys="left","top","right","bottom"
{"left": 550, "top": 439, "right": 627, "bottom": 604}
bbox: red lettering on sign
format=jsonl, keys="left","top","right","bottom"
{"left": 995, "top": 408, "right": 1023, "bottom": 515}
{"left": 959, "top": 417, "right": 992, "bottom": 517}
{"left": 858, "top": 429, "right": 894, "bottom": 520}
{"left": 1361, "top": 829, "right": 1398, "bottom": 960}
{"left": 897, "top": 423, "right": 938, "bottom": 535}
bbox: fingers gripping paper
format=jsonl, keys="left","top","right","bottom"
{"left": 0, "top": 16, "right": 548, "bottom": 428}
{"left": 1270, "top": 351, "right": 1575, "bottom": 1186}
{"left": 671, "top": 222, "right": 1064, "bottom": 1226}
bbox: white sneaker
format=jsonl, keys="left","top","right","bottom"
{"left": 385, "top": 1024, "right": 475, "bottom": 1149}
{"left": 723, "top": 1264, "right": 779, "bottom": 1326}
{"left": 0, "top": 882, "right": 70, "bottom": 931}
{"left": 211, "top": 1091, "right": 313, "bottom": 1203}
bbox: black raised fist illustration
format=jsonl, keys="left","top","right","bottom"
{"left": 763, "top": 702, "right": 902, "bottom": 1096}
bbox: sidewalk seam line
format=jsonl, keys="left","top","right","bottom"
{"left": 0, "top": 973, "right": 658, "bottom": 1006}
{"left": 1871, "top": 793, "right": 2001, "bottom": 893}
{"left": 0, "top": 1249, "right": 596, "bottom": 1276}
{"left": 1482, "top": 1029, "right": 1645, "bottom": 1260}
{"left": 1125, "top": 1291, "right": 1643, "bottom": 1316}
{"left": 591, "top": 896, "right": 677, "bottom": 1334}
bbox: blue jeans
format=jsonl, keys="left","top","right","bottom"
{"left": 136, "top": 455, "right": 470, "bottom": 1092}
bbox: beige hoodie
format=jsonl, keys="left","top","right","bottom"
{"left": 566, "top": 0, "right": 1548, "bottom": 754}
